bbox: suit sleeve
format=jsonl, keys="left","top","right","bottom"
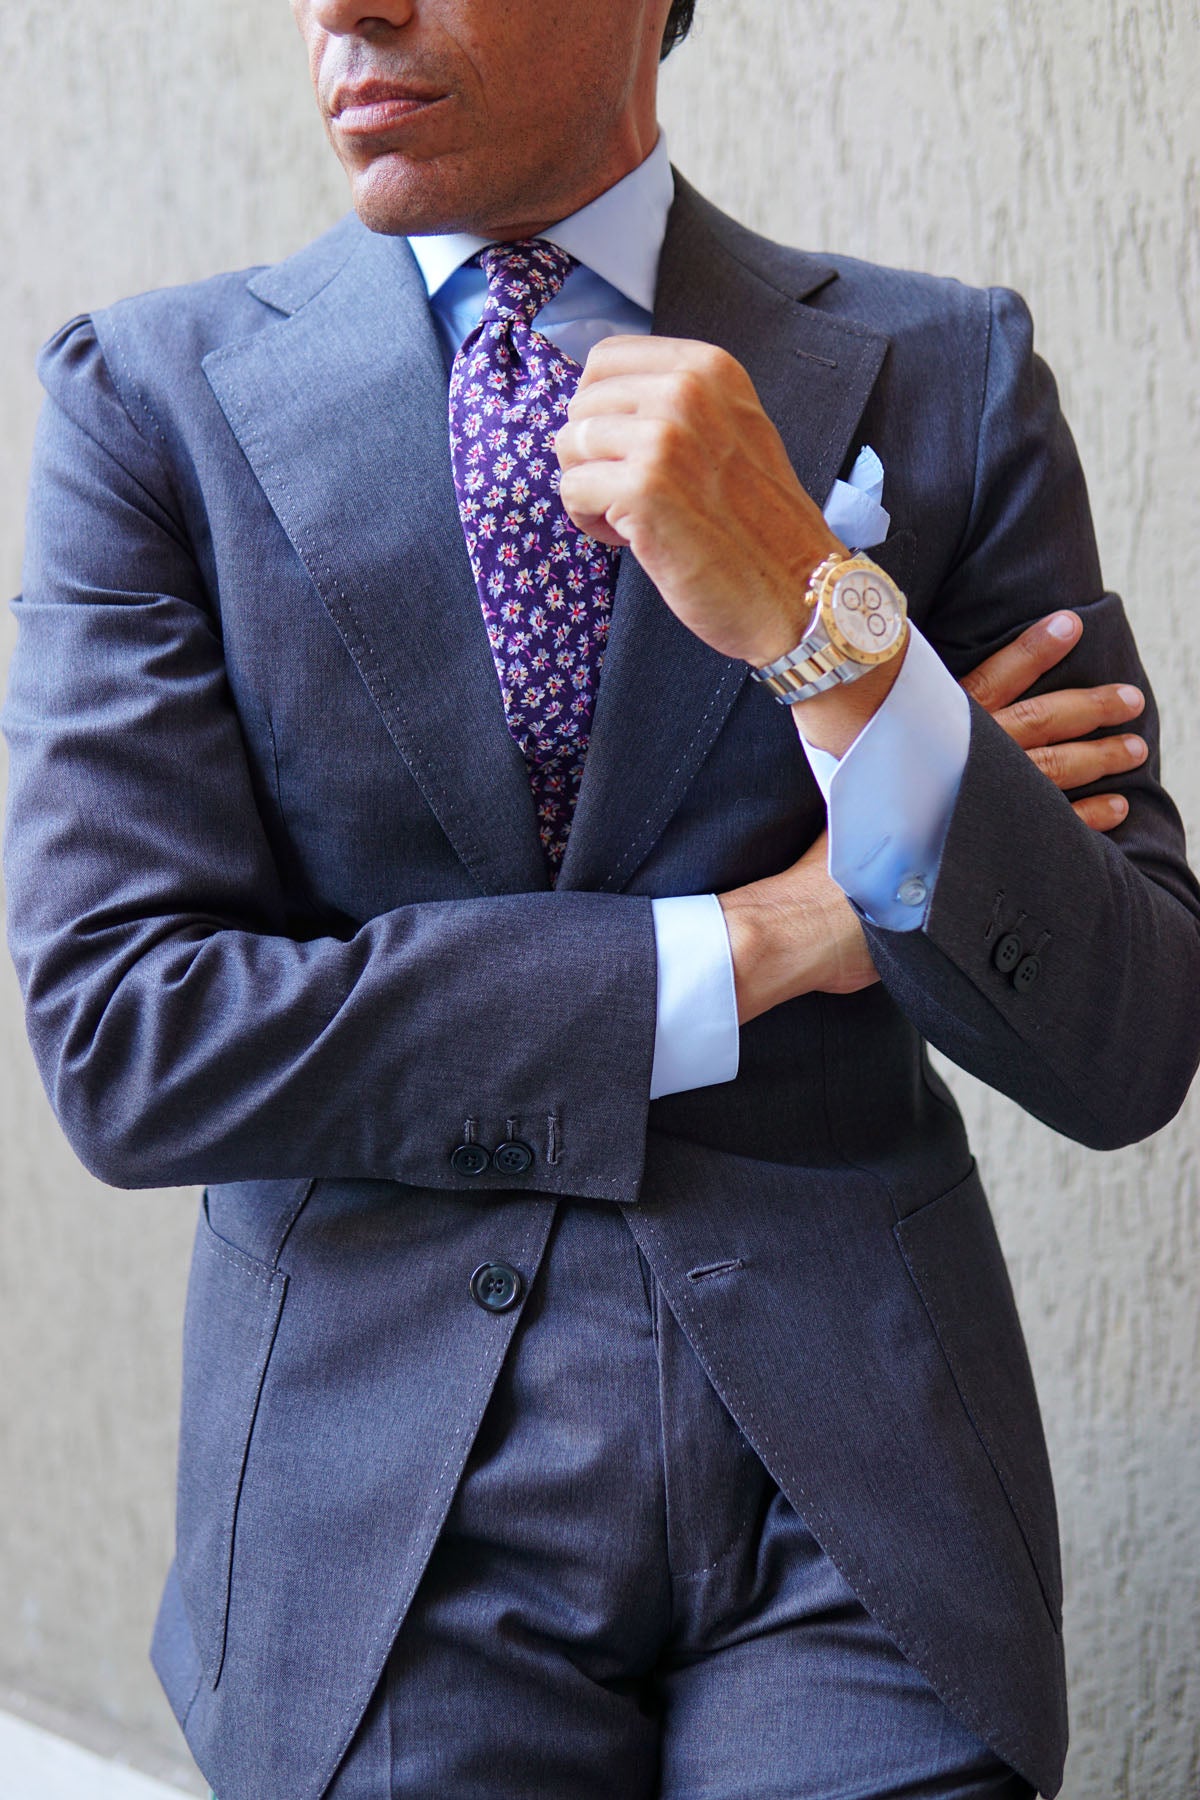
{"left": 859, "top": 285, "right": 1200, "bottom": 1148}
{"left": 2, "top": 317, "right": 658, "bottom": 1198}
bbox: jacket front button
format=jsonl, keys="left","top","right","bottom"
{"left": 992, "top": 932, "right": 1022, "bottom": 974}
{"left": 470, "top": 1262, "right": 523, "bottom": 1313}
{"left": 492, "top": 1139, "right": 534, "bottom": 1175}
{"left": 1013, "top": 954, "right": 1041, "bottom": 992}
{"left": 450, "top": 1143, "right": 491, "bottom": 1176}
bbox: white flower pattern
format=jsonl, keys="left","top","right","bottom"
{"left": 448, "top": 240, "right": 619, "bottom": 881}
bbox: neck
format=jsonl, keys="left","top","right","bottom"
{"left": 479, "top": 115, "right": 660, "bottom": 242}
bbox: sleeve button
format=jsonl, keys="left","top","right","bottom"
{"left": 492, "top": 1139, "right": 534, "bottom": 1176}
{"left": 1013, "top": 955, "right": 1041, "bottom": 992}
{"left": 450, "top": 1143, "right": 491, "bottom": 1176}
{"left": 992, "top": 933, "right": 1022, "bottom": 974}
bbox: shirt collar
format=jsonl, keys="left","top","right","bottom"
{"left": 407, "top": 131, "right": 674, "bottom": 313}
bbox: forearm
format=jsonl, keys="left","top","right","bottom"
{"left": 6, "top": 885, "right": 658, "bottom": 1195}
{"left": 863, "top": 693, "right": 1200, "bottom": 1149}
{"left": 718, "top": 852, "right": 872, "bottom": 1025}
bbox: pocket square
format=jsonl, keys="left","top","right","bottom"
{"left": 821, "top": 444, "right": 890, "bottom": 551}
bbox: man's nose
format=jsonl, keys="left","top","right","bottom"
{"left": 302, "top": 0, "right": 417, "bottom": 35}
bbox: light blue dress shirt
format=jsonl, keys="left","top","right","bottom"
{"left": 407, "top": 133, "right": 970, "bottom": 1100}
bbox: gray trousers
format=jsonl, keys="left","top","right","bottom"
{"left": 243, "top": 1200, "right": 1039, "bottom": 1799}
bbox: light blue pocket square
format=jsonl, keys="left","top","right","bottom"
{"left": 821, "top": 444, "right": 890, "bottom": 550}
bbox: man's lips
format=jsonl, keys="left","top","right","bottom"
{"left": 330, "top": 81, "right": 449, "bottom": 135}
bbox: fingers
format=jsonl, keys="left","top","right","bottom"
{"left": 961, "top": 611, "right": 1082, "bottom": 712}
{"left": 565, "top": 372, "right": 688, "bottom": 422}
{"left": 556, "top": 413, "right": 675, "bottom": 469}
{"left": 557, "top": 414, "right": 687, "bottom": 543}
{"left": 576, "top": 335, "right": 745, "bottom": 390}
{"left": 1072, "top": 794, "right": 1130, "bottom": 831}
{"left": 556, "top": 450, "right": 643, "bottom": 545}
{"left": 1026, "top": 732, "right": 1147, "bottom": 791}
{"left": 994, "top": 680, "right": 1145, "bottom": 749}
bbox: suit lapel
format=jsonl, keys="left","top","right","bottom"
{"left": 203, "top": 223, "right": 550, "bottom": 897}
{"left": 554, "top": 174, "right": 890, "bottom": 892}
{"left": 204, "top": 184, "right": 890, "bottom": 898}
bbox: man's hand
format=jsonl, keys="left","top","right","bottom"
{"left": 959, "top": 609, "right": 1147, "bottom": 828}
{"left": 555, "top": 335, "right": 843, "bottom": 668}
{"left": 717, "top": 611, "right": 1149, "bottom": 1025}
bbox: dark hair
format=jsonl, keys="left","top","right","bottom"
{"left": 661, "top": 0, "right": 697, "bottom": 59}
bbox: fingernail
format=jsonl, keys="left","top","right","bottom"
{"left": 1108, "top": 796, "right": 1128, "bottom": 819}
{"left": 1117, "top": 685, "right": 1143, "bottom": 709}
{"left": 1047, "top": 613, "right": 1078, "bottom": 640}
{"left": 1123, "top": 736, "right": 1146, "bottom": 759}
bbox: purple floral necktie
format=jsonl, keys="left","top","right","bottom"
{"left": 448, "top": 239, "right": 620, "bottom": 883}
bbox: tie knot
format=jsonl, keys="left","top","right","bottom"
{"left": 478, "top": 239, "right": 576, "bottom": 327}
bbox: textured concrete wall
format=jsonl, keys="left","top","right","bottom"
{"left": 1, "top": 2, "right": 1196, "bottom": 1794}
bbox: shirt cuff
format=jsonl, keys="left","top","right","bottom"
{"left": 797, "top": 624, "right": 971, "bottom": 931}
{"left": 648, "top": 893, "right": 741, "bottom": 1099}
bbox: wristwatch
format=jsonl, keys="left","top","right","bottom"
{"left": 749, "top": 552, "right": 909, "bottom": 706}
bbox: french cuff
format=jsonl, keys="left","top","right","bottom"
{"left": 648, "top": 893, "right": 741, "bottom": 1099}
{"left": 798, "top": 624, "right": 971, "bottom": 931}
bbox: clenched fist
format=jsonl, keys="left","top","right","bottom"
{"left": 554, "top": 334, "right": 843, "bottom": 668}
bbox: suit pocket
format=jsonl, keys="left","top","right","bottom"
{"left": 176, "top": 1194, "right": 288, "bottom": 1686}
{"left": 895, "top": 1164, "right": 1063, "bottom": 1628}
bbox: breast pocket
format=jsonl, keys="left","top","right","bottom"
{"left": 175, "top": 1195, "right": 289, "bottom": 1686}
{"left": 895, "top": 1163, "right": 1063, "bottom": 1629}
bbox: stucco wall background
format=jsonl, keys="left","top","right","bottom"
{"left": 0, "top": 2, "right": 1196, "bottom": 1796}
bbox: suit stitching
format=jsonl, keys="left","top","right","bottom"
{"left": 629, "top": 1206, "right": 1029, "bottom": 1771}
{"left": 268, "top": 1178, "right": 319, "bottom": 1268}
{"left": 113, "top": 336, "right": 172, "bottom": 456}
{"left": 604, "top": 672, "right": 742, "bottom": 887}
{"left": 704, "top": 228, "right": 878, "bottom": 331}
{"left": 202, "top": 1236, "right": 275, "bottom": 1288}
{"left": 316, "top": 1352, "right": 485, "bottom": 1779}
{"left": 314, "top": 1208, "right": 556, "bottom": 1800}
{"left": 811, "top": 336, "right": 879, "bottom": 489}
{"left": 224, "top": 389, "right": 491, "bottom": 895}
{"left": 897, "top": 1223, "right": 1061, "bottom": 1626}
{"left": 208, "top": 1269, "right": 288, "bottom": 1686}
{"left": 67, "top": 317, "right": 193, "bottom": 541}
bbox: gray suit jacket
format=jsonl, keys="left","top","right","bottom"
{"left": 6, "top": 173, "right": 1200, "bottom": 1799}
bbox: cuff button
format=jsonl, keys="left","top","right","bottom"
{"left": 492, "top": 1139, "right": 534, "bottom": 1176}
{"left": 450, "top": 1143, "right": 491, "bottom": 1176}
{"left": 993, "top": 933, "right": 1022, "bottom": 974}
{"left": 1013, "top": 954, "right": 1041, "bottom": 992}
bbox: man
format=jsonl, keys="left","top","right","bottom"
{"left": 5, "top": 1, "right": 1199, "bottom": 1796}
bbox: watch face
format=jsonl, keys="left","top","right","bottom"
{"left": 828, "top": 565, "right": 906, "bottom": 662}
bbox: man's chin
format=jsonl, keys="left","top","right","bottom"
{"left": 345, "top": 155, "right": 487, "bottom": 238}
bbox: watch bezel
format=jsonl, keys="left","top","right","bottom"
{"left": 816, "top": 555, "right": 909, "bottom": 669}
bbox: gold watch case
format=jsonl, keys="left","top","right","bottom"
{"left": 809, "top": 553, "right": 909, "bottom": 669}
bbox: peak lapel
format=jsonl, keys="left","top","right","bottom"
{"left": 203, "top": 224, "right": 549, "bottom": 897}
{"left": 554, "top": 175, "right": 890, "bottom": 894}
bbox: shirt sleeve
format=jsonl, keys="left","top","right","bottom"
{"left": 797, "top": 624, "right": 971, "bottom": 931}
{"left": 648, "top": 893, "right": 740, "bottom": 1098}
